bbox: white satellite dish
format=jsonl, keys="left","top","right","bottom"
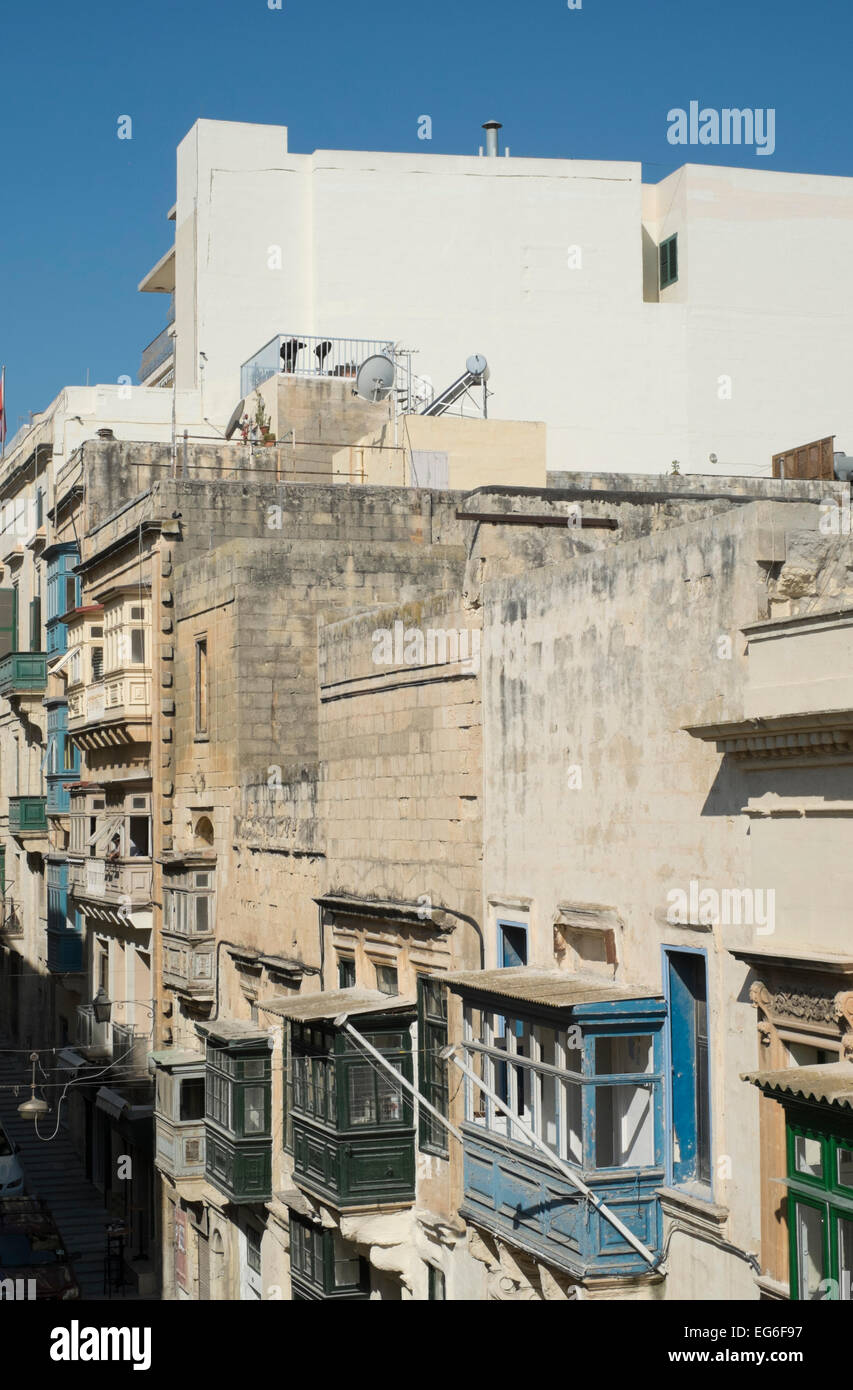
{"left": 355, "top": 355, "right": 396, "bottom": 403}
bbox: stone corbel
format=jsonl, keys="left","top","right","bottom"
{"left": 835, "top": 991, "right": 853, "bottom": 1059}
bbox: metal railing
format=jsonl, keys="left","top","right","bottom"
{"left": 76, "top": 1004, "right": 110, "bottom": 1054}
{"left": 112, "top": 1022, "right": 149, "bottom": 1072}
{"left": 241, "top": 333, "right": 399, "bottom": 398}
{"left": 138, "top": 299, "right": 175, "bottom": 383}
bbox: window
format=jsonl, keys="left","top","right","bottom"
{"left": 332, "top": 1235, "right": 361, "bottom": 1288}
{"left": 164, "top": 869, "right": 215, "bottom": 938}
{"left": 206, "top": 1070, "right": 231, "bottom": 1129}
{"left": 195, "top": 638, "right": 208, "bottom": 735}
{"left": 375, "top": 963, "right": 398, "bottom": 996}
{"left": 130, "top": 628, "right": 145, "bottom": 664}
{"left": 499, "top": 921, "right": 527, "bottom": 969}
{"left": 338, "top": 956, "right": 356, "bottom": 989}
{"left": 246, "top": 1225, "right": 262, "bottom": 1275}
{"left": 290, "top": 1023, "right": 412, "bottom": 1132}
{"left": 128, "top": 816, "right": 150, "bottom": 858}
{"left": 91, "top": 645, "right": 104, "bottom": 682}
{"left": 428, "top": 1265, "right": 446, "bottom": 1301}
{"left": 463, "top": 1005, "right": 583, "bottom": 1164}
{"left": 29, "top": 597, "right": 41, "bottom": 653}
{"left": 65, "top": 576, "right": 77, "bottom": 613}
{"left": 784, "top": 1115, "right": 853, "bottom": 1300}
{"left": 666, "top": 950, "right": 711, "bottom": 1186}
{"left": 659, "top": 234, "right": 678, "bottom": 289}
{"left": 289, "top": 1214, "right": 369, "bottom": 1298}
{"left": 418, "top": 977, "right": 449, "bottom": 1157}
{"left": 179, "top": 1077, "right": 205, "bottom": 1122}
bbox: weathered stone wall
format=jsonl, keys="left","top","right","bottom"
{"left": 481, "top": 494, "right": 853, "bottom": 1300}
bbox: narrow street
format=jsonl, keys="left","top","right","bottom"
{"left": 0, "top": 1045, "right": 144, "bottom": 1300}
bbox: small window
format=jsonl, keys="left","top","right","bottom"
{"left": 838, "top": 1147, "right": 853, "bottom": 1190}
{"left": 246, "top": 1225, "right": 262, "bottom": 1274}
{"left": 243, "top": 1086, "right": 267, "bottom": 1135}
{"left": 129, "top": 816, "right": 150, "bottom": 858}
{"left": 91, "top": 646, "right": 104, "bottom": 682}
{"left": 338, "top": 956, "right": 356, "bottom": 989}
{"left": 375, "top": 963, "right": 398, "bottom": 997}
{"left": 332, "top": 1235, "right": 361, "bottom": 1288}
{"left": 195, "top": 639, "right": 208, "bottom": 735}
{"left": 130, "top": 629, "right": 145, "bottom": 664}
{"left": 179, "top": 1077, "right": 205, "bottom": 1122}
{"left": 130, "top": 606, "right": 145, "bottom": 621}
{"left": 659, "top": 234, "right": 678, "bottom": 289}
{"left": 794, "top": 1134, "right": 824, "bottom": 1180}
{"left": 64, "top": 576, "right": 77, "bottom": 613}
{"left": 499, "top": 922, "right": 527, "bottom": 969}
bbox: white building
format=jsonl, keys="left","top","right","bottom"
{"left": 137, "top": 118, "right": 853, "bottom": 477}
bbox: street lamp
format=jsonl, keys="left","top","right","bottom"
{"left": 17, "top": 1051, "right": 50, "bottom": 1120}
{"left": 92, "top": 987, "right": 112, "bottom": 1025}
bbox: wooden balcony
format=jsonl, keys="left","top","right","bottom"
{"left": 0, "top": 652, "right": 47, "bottom": 698}
{"left": 8, "top": 796, "right": 48, "bottom": 839}
{"left": 67, "top": 672, "right": 152, "bottom": 750}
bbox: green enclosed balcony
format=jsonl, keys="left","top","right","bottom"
{"left": 200, "top": 1022, "right": 273, "bottom": 1205}
{"left": 276, "top": 991, "right": 417, "bottom": 1211}
{"left": 289, "top": 1212, "right": 370, "bottom": 1301}
{"left": 0, "top": 652, "right": 47, "bottom": 698}
{"left": 9, "top": 795, "right": 48, "bottom": 837}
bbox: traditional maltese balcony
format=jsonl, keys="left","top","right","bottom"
{"left": 67, "top": 671, "right": 152, "bottom": 751}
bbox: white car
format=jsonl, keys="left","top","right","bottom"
{"left": 0, "top": 1124, "right": 24, "bottom": 1196}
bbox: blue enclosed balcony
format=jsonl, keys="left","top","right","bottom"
{"left": 44, "top": 543, "right": 80, "bottom": 657}
{"left": 45, "top": 699, "right": 79, "bottom": 815}
{"left": 446, "top": 968, "right": 667, "bottom": 1283}
{"left": 46, "top": 859, "right": 82, "bottom": 974}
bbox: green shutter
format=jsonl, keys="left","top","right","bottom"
{"left": 0, "top": 590, "right": 13, "bottom": 657}
{"left": 29, "top": 597, "right": 41, "bottom": 653}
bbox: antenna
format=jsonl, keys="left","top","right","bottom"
{"left": 355, "top": 355, "right": 396, "bottom": 404}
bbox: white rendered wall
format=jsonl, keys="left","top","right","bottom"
{"left": 163, "top": 120, "right": 853, "bottom": 478}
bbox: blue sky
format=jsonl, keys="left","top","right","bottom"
{"left": 1, "top": 0, "right": 850, "bottom": 429}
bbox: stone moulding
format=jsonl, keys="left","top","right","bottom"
{"left": 684, "top": 709, "right": 853, "bottom": 766}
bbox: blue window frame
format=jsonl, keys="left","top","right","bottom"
{"left": 663, "top": 947, "right": 712, "bottom": 1189}
{"left": 498, "top": 921, "right": 527, "bottom": 969}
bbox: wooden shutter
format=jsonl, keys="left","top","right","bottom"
{"left": 29, "top": 597, "right": 41, "bottom": 652}
{"left": 0, "top": 590, "right": 15, "bottom": 658}
{"left": 197, "top": 1232, "right": 210, "bottom": 1300}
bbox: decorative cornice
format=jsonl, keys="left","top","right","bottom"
{"left": 684, "top": 710, "right": 853, "bottom": 765}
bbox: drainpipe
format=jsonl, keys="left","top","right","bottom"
{"left": 442, "top": 1045, "right": 660, "bottom": 1270}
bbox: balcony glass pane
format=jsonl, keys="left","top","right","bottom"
{"left": 376, "top": 1067, "right": 404, "bottom": 1125}
{"left": 794, "top": 1135, "right": 823, "bottom": 1179}
{"left": 243, "top": 1086, "right": 266, "bottom": 1135}
{"left": 838, "top": 1146, "right": 853, "bottom": 1190}
{"left": 838, "top": 1216, "right": 853, "bottom": 1301}
{"left": 595, "top": 1083, "right": 654, "bottom": 1168}
{"left": 333, "top": 1235, "right": 361, "bottom": 1288}
{"left": 595, "top": 1035, "right": 653, "bottom": 1075}
{"left": 794, "top": 1201, "right": 825, "bottom": 1300}
{"left": 349, "top": 1065, "right": 377, "bottom": 1126}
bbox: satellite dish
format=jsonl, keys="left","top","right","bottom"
{"left": 224, "top": 399, "right": 246, "bottom": 440}
{"left": 466, "top": 354, "right": 489, "bottom": 381}
{"left": 355, "top": 355, "right": 396, "bottom": 403}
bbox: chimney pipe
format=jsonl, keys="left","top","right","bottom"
{"left": 482, "top": 121, "right": 502, "bottom": 158}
